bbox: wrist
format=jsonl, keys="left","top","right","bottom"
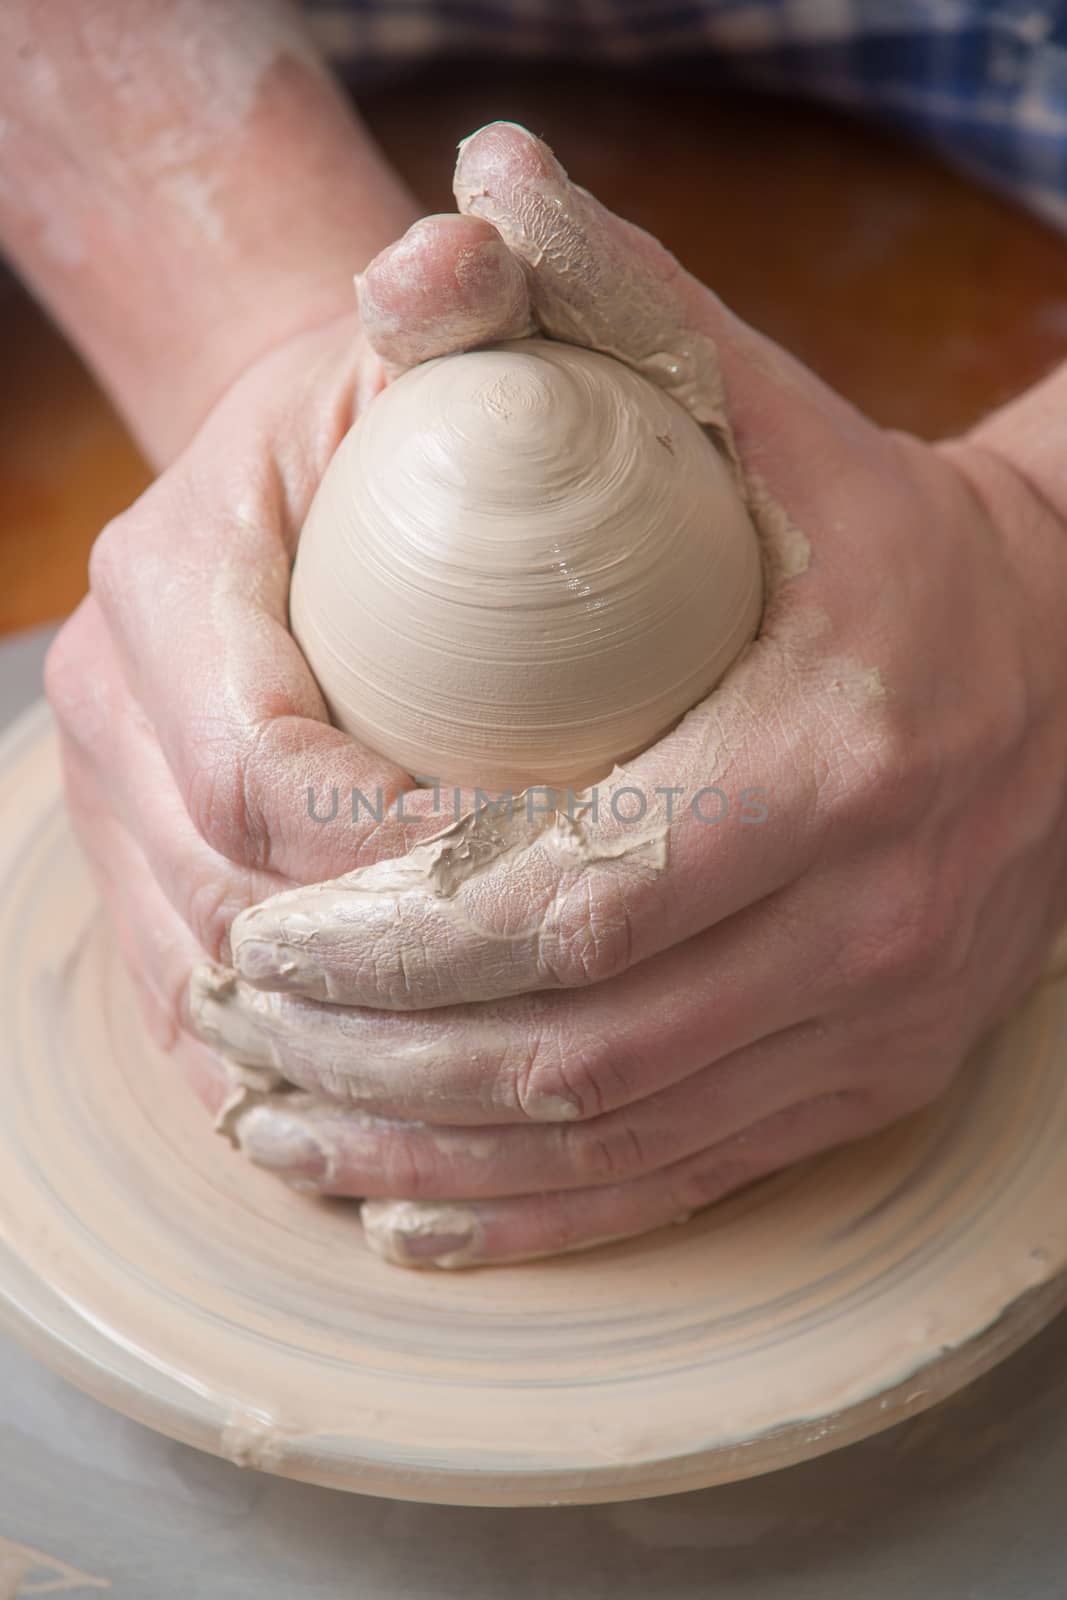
{"left": 117, "top": 99, "right": 417, "bottom": 468}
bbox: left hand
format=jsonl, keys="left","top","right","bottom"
{"left": 193, "top": 124, "right": 1067, "bottom": 1268}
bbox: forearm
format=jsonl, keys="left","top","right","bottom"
{"left": 0, "top": 1, "right": 418, "bottom": 464}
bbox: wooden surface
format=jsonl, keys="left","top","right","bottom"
{"left": 2, "top": 69, "right": 1067, "bottom": 636}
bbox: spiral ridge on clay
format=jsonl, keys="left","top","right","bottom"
{"left": 291, "top": 338, "right": 763, "bottom": 790}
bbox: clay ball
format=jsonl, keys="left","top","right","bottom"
{"left": 291, "top": 338, "right": 763, "bottom": 792}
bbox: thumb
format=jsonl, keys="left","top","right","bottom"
{"left": 453, "top": 122, "right": 875, "bottom": 463}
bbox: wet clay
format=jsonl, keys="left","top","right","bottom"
{"left": 3, "top": 706, "right": 1067, "bottom": 1503}
{"left": 290, "top": 338, "right": 763, "bottom": 792}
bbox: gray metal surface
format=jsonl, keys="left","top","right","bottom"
{"left": 2, "top": 624, "right": 1065, "bottom": 1597}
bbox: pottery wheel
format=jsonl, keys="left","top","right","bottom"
{"left": 2, "top": 703, "right": 1067, "bottom": 1507}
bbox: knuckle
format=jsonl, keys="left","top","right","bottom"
{"left": 43, "top": 617, "right": 89, "bottom": 727}
{"left": 184, "top": 752, "right": 244, "bottom": 861}
{"left": 44, "top": 604, "right": 116, "bottom": 757}
{"left": 566, "top": 1117, "right": 650, "bottom": 1187}
{"left": 839, "top": 858, "right": 960, "bottom": 992}
{"left": 511, "top": 1025, "right": 608, "bottom": 1122}
{"left": 670, "top": 1152, "right": 750, "bottom": 1215}
{"left": 874, "top": 899, "right": 944, "bottom": 985}
{"left": 545, "top": 880, "right": 635, "bottom": 990}
{"left": 378, "top": 1133, "right": 443, "bottom": 1200}
{"left": 822, "top": 702, "right": 937, "bottom": 840}
{"left": 88, "top": 512, "right": 139, "bottom": 615}
{"left": 183, "top": 721, "right": 273, "bottom": 871}
{"left": 184, "top": 872, "right": 244, "bottom": 963}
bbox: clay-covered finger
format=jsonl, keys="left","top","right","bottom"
{"left": 191, "top": 882, "right": 844, "bottom": 1123}
{"left": 360, "top": 1091, "right": 877, "bottom": 1268}
{"left": 232, "top": 1019, "right": 844, "bottom": 1199}
{"left": 453, "top": 121, "right": 729, "bottom": 427}
{"left": 452, "top": 121, "right": 873, "bottom": 471}
{"left": 358, "top": 214, "right": 532, "bottom": 368}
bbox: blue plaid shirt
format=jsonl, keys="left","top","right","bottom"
{"left": 304, "top": 0, "right": 1067, "bottom": 229}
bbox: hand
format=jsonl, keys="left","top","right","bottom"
{"left": 44, "top": 212, "right": 533, "bottom": 1103}
{"left": 73, "top": 123, "right": 1067, "bottom": 1272}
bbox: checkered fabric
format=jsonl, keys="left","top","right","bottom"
{"left": 305, "top": 0, "right": 1067, "bottom": 228}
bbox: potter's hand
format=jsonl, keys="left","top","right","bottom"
{"left": 28, "top": 0, "right": 467, "bottom": 1103}
{"left": 44, "top": 188, "right": 550, "bottom": 1100}
{"left": 210, "top": 125, "right": 1067, "bottom": 1268}
{"left": 43, "top": 308, "right": 495, "bottom": 1070}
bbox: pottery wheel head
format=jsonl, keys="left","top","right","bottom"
{"left": 1, "top": 705, "right": 1067, "bottom": 1505}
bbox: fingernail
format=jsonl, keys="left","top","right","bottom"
{"left": 235, "top": 938, "right": 324, "bottom": 994}
{"left": 362, "top": 1201, "right": 483, "bottom": 1269}
{"left": 404, "top": 212, "right": 469, "bottom": 234}
{"left": 458, "top": 119, "right": 533, "bottom": 150}
{"left": 524, "top": 1090, "right": 582, "bottom": 1123}
{"left": 238, "top": 1108, "right": 330, "bottom": 1182}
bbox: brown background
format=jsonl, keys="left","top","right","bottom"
{"left": 2, "top": 69, "right": 1066, "bottom": 636}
